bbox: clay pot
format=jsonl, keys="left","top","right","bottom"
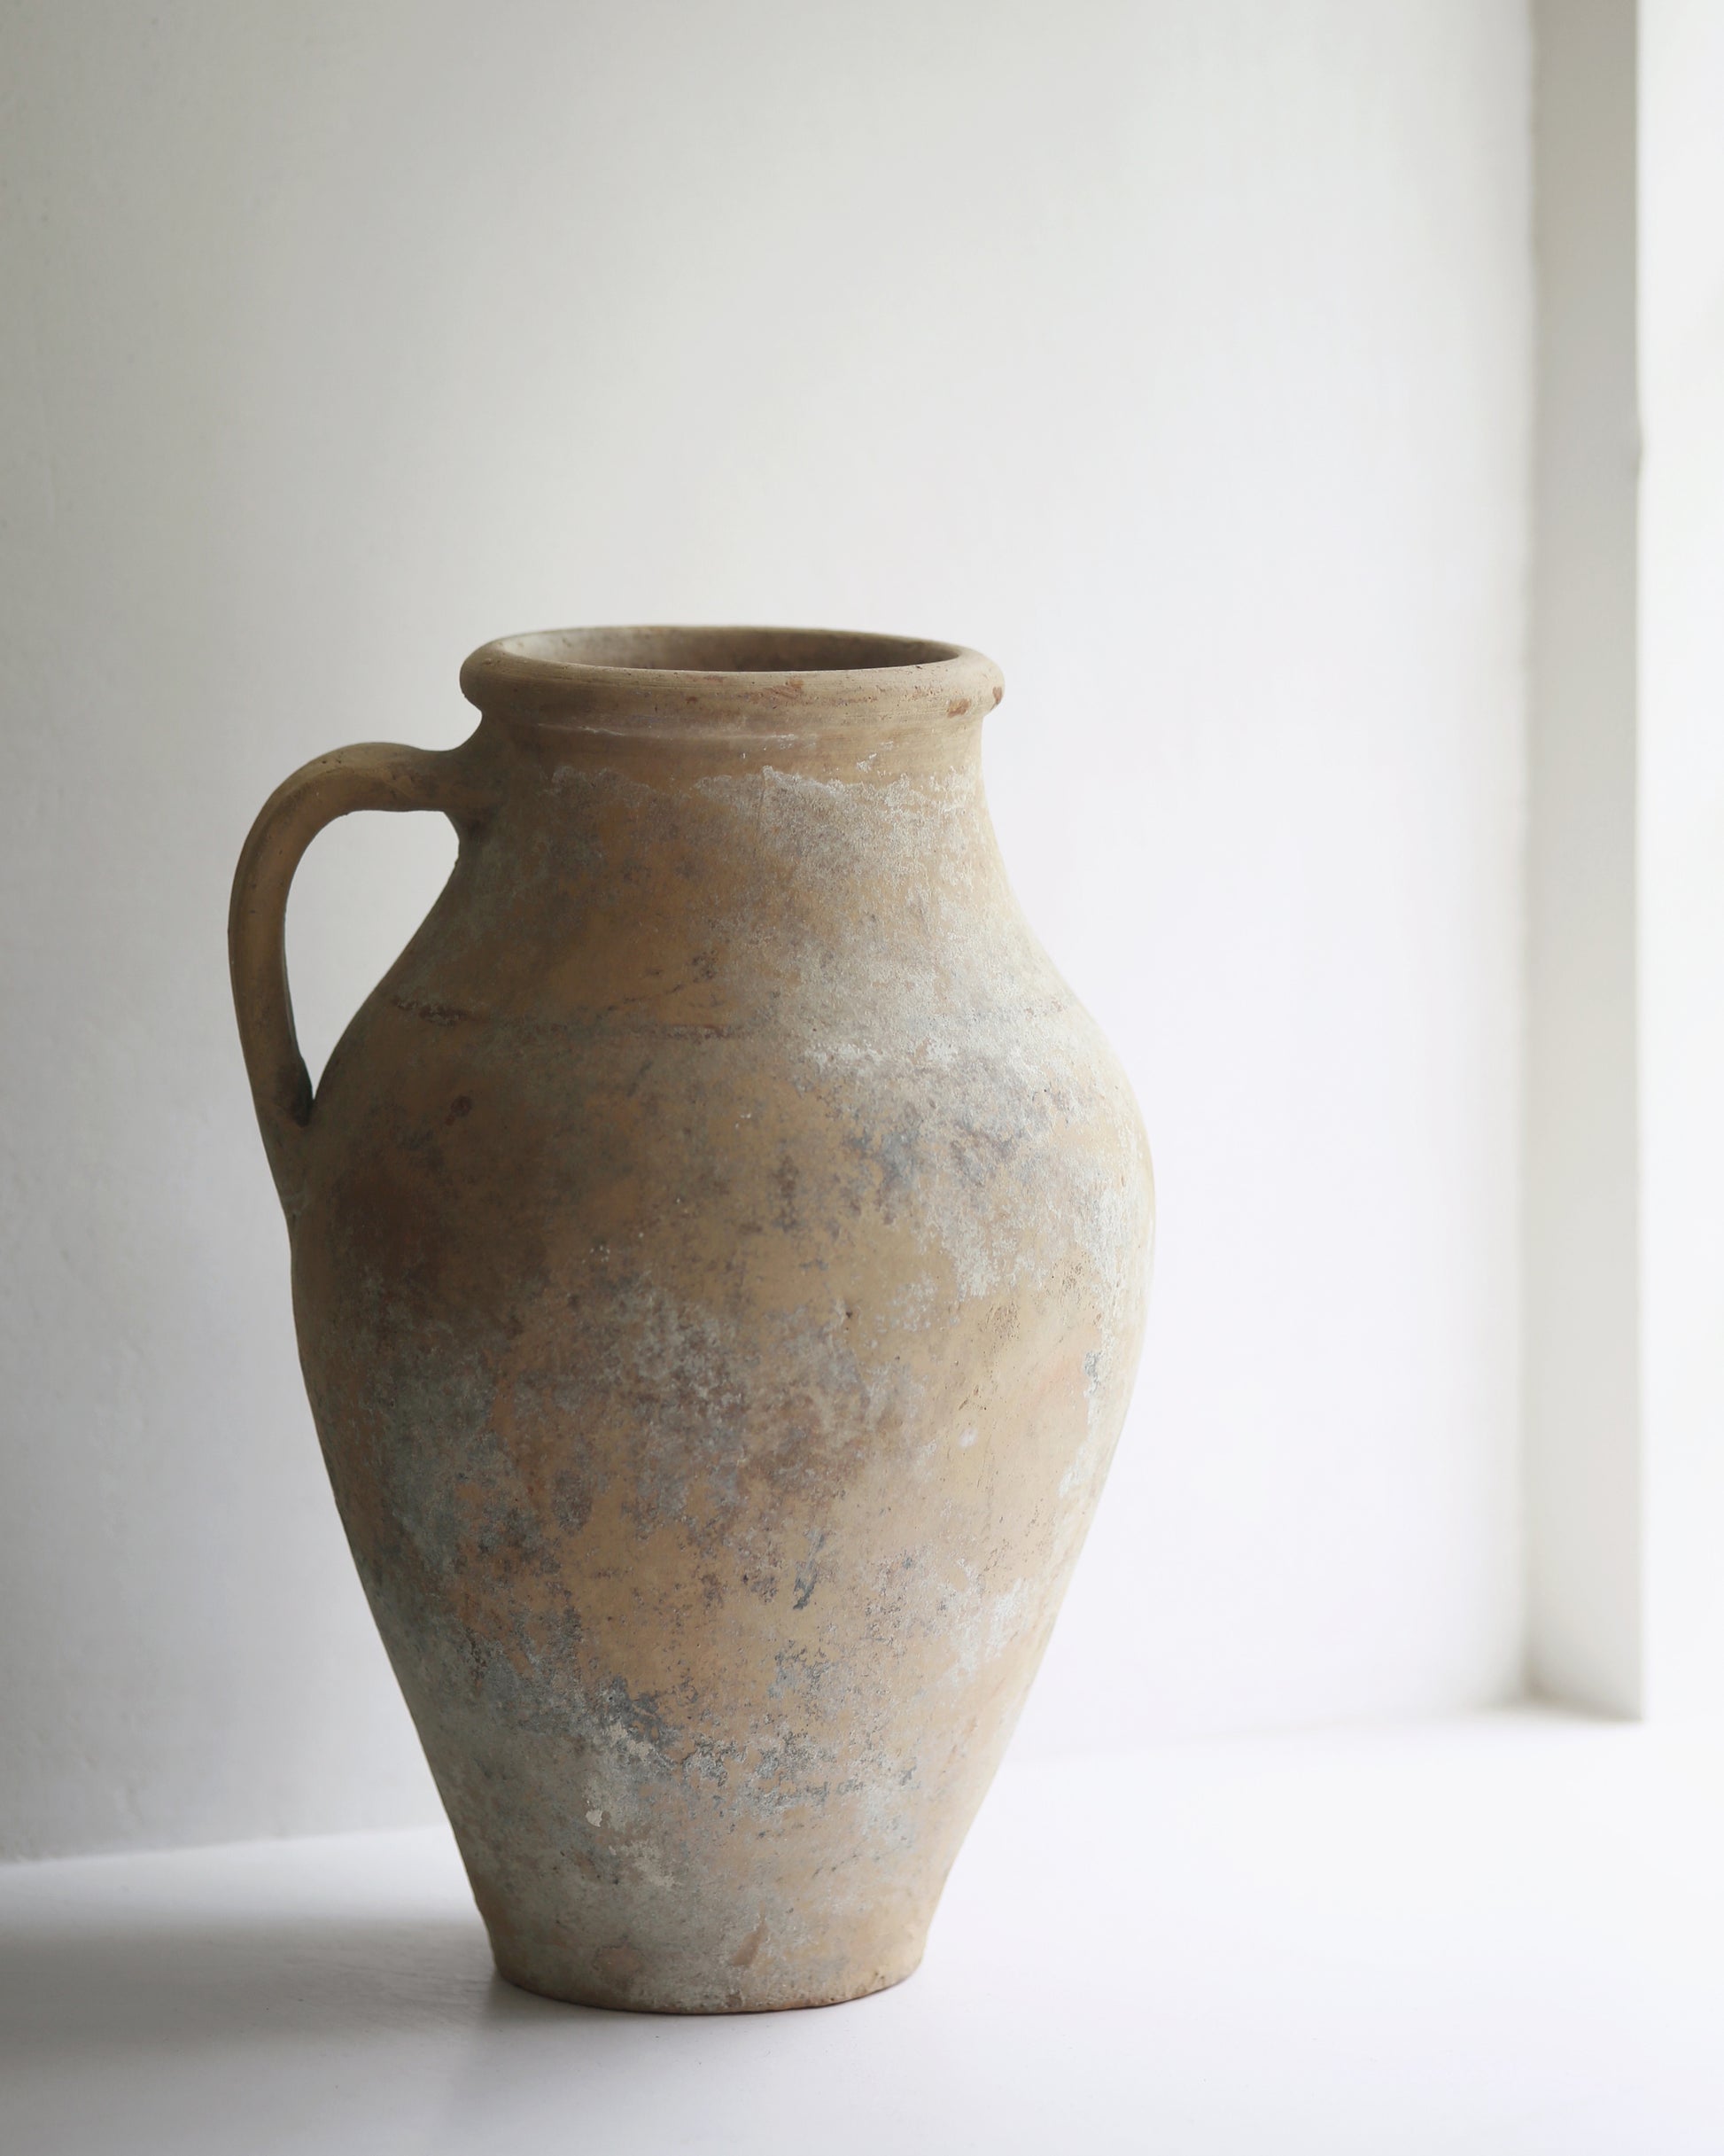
{"left": 230, "top": 627, "right": 1153, "bottom": 2012}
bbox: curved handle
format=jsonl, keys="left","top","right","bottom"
{"left": 229, "top": 740, "right": 485, "bottom": 1214}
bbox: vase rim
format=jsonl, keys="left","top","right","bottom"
{"left": 460, "top": 625, "right": 1005, "bottom": 733}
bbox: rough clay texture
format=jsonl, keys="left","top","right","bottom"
{"left": 231, "top": 629, "right": 1153, "bottom": 2013}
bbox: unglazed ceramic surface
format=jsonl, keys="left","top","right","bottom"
{"left": 230, "top": 627, "right": 1153, "bottom": 2012}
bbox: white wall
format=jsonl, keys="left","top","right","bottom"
{"left": 0, "top": 0, "right": 1531, "bottom": 1859}
{"left": 1640, "top": 0, "right": 1724, "bottom": 1719}
{"left": 1524, "top": 0, "right": 1641, "bottom": 1717}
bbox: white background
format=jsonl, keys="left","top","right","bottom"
{"left": 0, "top": 0, "right": 1532, "bottom": 1860}
{"left": 1641, "top": 0, "right": 1724, "bottom": 1716}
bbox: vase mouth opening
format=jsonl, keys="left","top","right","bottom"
{"left": 460, "top": 625, "right": 1005, "bottom": 734}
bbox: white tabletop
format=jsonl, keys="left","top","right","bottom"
{"left": 4, "top": 1709, "right": 1722, "bottom": 2155}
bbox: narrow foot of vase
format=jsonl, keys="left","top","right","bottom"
{"left": 489, "top": 1941, "right": 925, "bottom": 2016}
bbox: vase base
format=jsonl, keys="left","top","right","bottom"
{"left": 491, "top": 1949, "right": 923, "bottom": 2016}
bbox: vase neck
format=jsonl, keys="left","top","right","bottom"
{"left": 458, "top": 625, "right": 1004, "bottom": 748}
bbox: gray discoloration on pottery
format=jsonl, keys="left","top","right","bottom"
{"left": 230, "top": 627, "right": 1153, "bottom": 2012}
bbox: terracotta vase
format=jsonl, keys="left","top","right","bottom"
{"left": 230, "top": 627, "right": 1153, "bottom": 2012}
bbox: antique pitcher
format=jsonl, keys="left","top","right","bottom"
{"left": 230, "top": 627, "right": 1153, "bottom": 2011}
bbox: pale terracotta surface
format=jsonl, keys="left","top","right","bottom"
{"left": 229, "top": 627, "right": 1153, "bottom": 2012}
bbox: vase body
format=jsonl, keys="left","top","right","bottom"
{"left": 231, "top": 627, "right": 1153, "bottom": 2012}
